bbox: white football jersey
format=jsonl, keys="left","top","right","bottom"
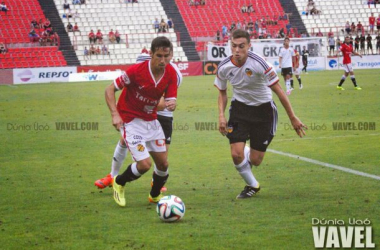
{"left": 279, "top": 47, "right": 295, "bottom": 68}
{"left": 135, "top": 54, "right": 183, "bottom": 117}
{"left": 214, "top": 51, "right": 279, "bottom": 106}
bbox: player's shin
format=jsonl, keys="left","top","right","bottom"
{"left": 111, "top": 141, "right": 128, "bottom": 177}
{"left": 116, "top": 162, "right": 141, "bottom": 186}
{"left": 338, "top": 75, "right": 346, "bottom": 86}
{"left": 350, "top": 75, "right": 357, "bottom": 86}
{"left": 150, "top": 166, "right": 169, "bottom": 197}
{"left": 235, "top": 158, "right": 259, "bottom": 188}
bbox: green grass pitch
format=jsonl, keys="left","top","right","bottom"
{"left": 0, "top": 69, "right": 379, "bottom": 249}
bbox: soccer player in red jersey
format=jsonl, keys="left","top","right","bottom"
{"left": 337, "top": 36, "right": 363, "bottom": 90}
{"left": 105, "top": 37, "right": 179, "bottom": 206}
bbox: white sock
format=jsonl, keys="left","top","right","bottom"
{"left": 131, "top": 162, "right": 141, "bottom": 177}
{"left": 154, "top": 164, "right": 168, "bottom": 177}
{"left": 110, "top": 142, "right": 128, "bottom": 177}
{"left": 285, "top": 80, "right": 290, "bottom": 91}
{"left": 235, "top": 158, "right": 259, "bottom": 188}
{"left": 244, "top": 145, "right": 251, "bottom": 165}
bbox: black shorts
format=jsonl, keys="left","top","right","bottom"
{"left": 281, "top": 67, "right": 293, "bottom": 76}
{"left": 329, "top": 45, "right": 335, "bottom": 51}
{"left": 377, "top": 25, "right": 380, "bottom": 30}
{"left": 376, "top": 43, "right": 380, "bottom": 49}
{"left": 157, "top": 115, "right": 173, "bottom": 144}
{"left": 367, "top": 43, "right": 372, "bottom": 50}
{"left": 227, "top": 100, "right": 277, "bottom": 152}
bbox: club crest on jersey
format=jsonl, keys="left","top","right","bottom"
{"left": 245, "top": 68, "right": 253, "bottom": 77}
{"left": 137, "top": 144, "right": 145, "bottom": 152}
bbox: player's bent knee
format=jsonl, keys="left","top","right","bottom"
{"left": 155, "top": 160, "right": 169, "bottom": 171}
{"left": 231, "top": 153, "right": 244, "bottom": 165}
{"left": 250, "top": 157, "right": 263, "bottom": 166}
{"left": 137, "top": 159, "right": 152, "bottom": 173}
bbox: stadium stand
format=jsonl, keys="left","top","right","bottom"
{"left": 0, "top": 0, "right": 68, "bottom": 68}
{"left": 53, "top": 0, "right": 188, "bottom": 65}
{"left": 294, "top": 0, "right": 379, "bottom": 37}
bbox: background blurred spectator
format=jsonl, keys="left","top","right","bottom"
{"left": 63, "top": 0, "right": 70, "bottom": 14}
{"left": 73, "top": 23, "right": 79, "bottom": 32}
{"left": 0, "top": 42, "right": 7, "bottom": 54}
{"left": 84, "top": 47, "right": 89, "bottom": 59}
{"left": 66, "top": 22, "right": 73, "bottom": 32}
{"left": 115, "top": 30, "right": 121, "bottom": 43}
{"left": 0, "top": 1, "right": 8, "bottom": 14}
{"left": 108, "top": 29, "right": 116, "bottom": 43}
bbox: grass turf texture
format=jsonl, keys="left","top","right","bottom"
{"left": 0, "top": 69, "right": 379, "bottom": 249}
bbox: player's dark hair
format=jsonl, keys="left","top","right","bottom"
{"left": 150, "top": 36, "right": 173, "bottom": 54}
{"left": 232, "top": 29, "right": 250, "bottom": 44}
{"left": 284, "top": 37, "right": 290, "bottom": 42}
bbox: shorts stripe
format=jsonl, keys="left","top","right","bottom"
{"left": 122, "top": 125, "right": 136, "bottom": 162}
{"left": 270, "top": 101, "right": 278, "bottom": 135}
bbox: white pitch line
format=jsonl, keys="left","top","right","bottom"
{"left": 274, "top": 133, "right": 380, "bottom": 142}
{"left": 267, "top": 149, "right": 380, "bottom": 181}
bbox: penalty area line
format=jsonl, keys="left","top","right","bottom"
{"left": 267, "top": 149, "right": 380, "bottom": 181}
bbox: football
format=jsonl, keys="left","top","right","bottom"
{"left": 156, "top": 195, "right": 185, "bottom": 222}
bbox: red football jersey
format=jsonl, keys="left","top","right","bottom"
{"left": 369, "top": 16, "right": 375, "bottom": 25}
{"left": 114, "top": 60, "right": 178, "bottom": 123}
{"left": 340, "top": 43, "right": 353, "bottom": 64}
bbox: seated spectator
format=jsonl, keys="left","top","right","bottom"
{"left": 141, "top": 46, "right": 149, "bottom": 54}
{"left": 73, "top": 10, "right": 79, "bottom": 18}
{"left": 72, "top": 0, "right": 81, "bottom": 4}
{"left": 279, "top": 28, "right": 285, "bottom": 38}
{"left": 167, "top": 18, "right": 174, "bottom": 29}
{"left": 73, "top": 23, "right": 79, "bottom": 32}
{"left": 200, "top": 0, "right": 205, "bottom": 5}
{"left": 153, "top": 18, "right": 159, "bottom": 33}
{"left": 95, "top": 46, "right": 101, "bottom": 55}
{"left": 31, "top": 19, "right": 39, "bottom": 29}
{"left": 38, "top": 18, "right": 44, "bottom": 29}
{"left": 50, "top": 32, "right": 59, "bottom": 46}
{"left": 115, "top": 30, "right": 121, "bottom": 43}
{"left": 0, "top": 42, "right": 7, "bottom": 54}
{"left": 88, "top": 29, "right": 96, "bottom": 44}
{"left": 90, "top": 45, "right": 96, "bottom": 55}
{"left": 84, "top": 47, "right": 89, "bottom": 59}
{"left": 230, "top": 22, "right": 236, "bottom": 32}
{"left": 96, "top": 29, "right": 103, "bottom": 44}
{"left": 357, "top": 21, "right": 363, "bottom": 34}
{"left": 66, "top": 22, "right": 73, "bottom": 32}
{"left": 351, "top": 22, "right": 356, "bottom": 34}
{"left": 63, "top": 0, "right": 70, "bottom": 13}
{"left": 101, "top": 45, "right": 110, "bottom": 55}
{"left": 159, "top": 19, "right": 167, "bottom": 33}
{"left": 241, "top": 5, "right": 247, "bottom": 13}
{"left": 345, "top": 21, "right": 351, "bottom": 34}
{"left": 44, "top": 18, "right": 52, "bottom": 30}
{"left": 316, "top": 29, "right": 323, "bottom": 37}
{"left": 0, "top": 2, "right": 8, "bottom": 14}
{"left": 108, "top": 29, "right": 116, "bottom": 43}
{"left": 247, "top": 4, "right": 254, "bottom": 13}
{"left": 66, "top": 9, "right": 73, "bottom": 19}
{"left": 29, "top": 29, "right": 40, "bottom": 42}
{"left": 188, "top": 0, "right": 194, "bottom": 6}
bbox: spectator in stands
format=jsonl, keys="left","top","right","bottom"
{"left": 96, "top": 29, "right": 103, "bottom": 44}
{"left": 200, "top": 0, "right": 205, "bottom": 5}
{"left": 38, "top": 18, "right": 44, "bottom": 29}
{"left": 357, "top": 21, "right": 363, "bottom": 35}
{"left": 67, "top": 22, "right": 73, "bottom": 32}
{"left": 63, "top": 0, "right": 70, "bottom": 14}
{"left": 115, "top": 30, "right": 121, "bottom": 43}
{"left": 282, "top": 13, "right": 288, "bottom": 20}
{"left": 254, "top": 19, "right": 259, "bottom": 33}
{"left": 367, "top": 34, "right": 373, "bottom": 54}
{"left": 44, "top": 18, "right": 52, "bottom": 30}
{"left": 328, "top": 36, "right": 335, "bottom": 56}
{"left": 241, "top": 5, "right": 247, "bottom": 13}
{"left": 51, "top": 32, "right": 59, "bottom": 46}
{"left": 167, "top": 18, "right": 174, "bottom": 29}
{"left": 216, "top": 30, "right": 220, "bottom": 41}
{"left": 0, "top": 2, "right": 8, "bottom": 14}
{"left": 336, "top": 38, "right": 341, "bottom": 52}
{"left": 95, "top": 46, "right": 101, "bottom": 55}
{"left": 66, "top": 9, "right": 73, "bottom": 19}
{"left": 81, "top": 0, "right": 85, "bottom": 3}
{"left": 90, "top": 45, "right": 96, "bottom": 55}
{"left": 316, "top": 29, "right": 323, "bottom": 37}
{"left": 375, "top": 0, "right": 379, "bottom": 8}
{"left": 141, "top": 46, "right": 149, "bottom": 54}
{"left": 354, "top": 35, "right": 360, "bottom": 52}
{"left": 102, "top": 44, "right": 110, "bottom": 55}
{"left": 286, "top": 22, "right": 292, "bottom": 36}
{"left": 222, "top": 24, "right": 228, "bottom": 38}
{"left": 88, "top": 29, "right": 96, "bottom": 44}
{"left": 345, "top": 21, "right": 351, "bottom": 34}
{"left": 73, "top": 23, "right": 79, "bottom": 32}
{"left": 236, "top": 21, "right": 241, "bottom": 30}
{"left": 73, "top": 0, "right": 81, "bottom": 5}
{"left": 279, "top": 27, "right": 285, "bottom": 38}
{"left": 247, "top": 4, "right": 254, "bottom": 13}
{"left": 188, "top": 0, "right": 194, "bottom": 6}
{"left": 0, "top": 42, "right": 7, "bottom": 54}
{"left": 369, "top": 13, "right": 376, "bottom": 34}
{"left": 350, "top": 22, "right": 356, "bottom": 34}
{"left": 29, "top": 28, "right": 40, "bottom": 43}
{"left": 108, "top": 29, "right": 116, "bottom": 43}
{"left": 368, "top": 0, "right": 372, "bottom": 8}
{"left": 230, "top": 22, "right": 236, "bottom": 32}
{"left": 327, "top": 28, "right": 334, "bottom": 38}
{"left": 159, "top": 19, "right": 168, "bottom": 33}
{"left": 153, "top": 18, "right": 159, "bottom": 33}
{"left": 73, "top": 10, "right": 79, "bottom": 19}
{"left": 261, "top": 19, "right": 267, "bottom": 34}
{"left": 377, "top": 14, "right": 380, "bottom": 32}
{"left": 84, "top": 47, "right": 89, "bottom": 59}
{"left": 31, "top": 19, "right": 39, "bottom": 29}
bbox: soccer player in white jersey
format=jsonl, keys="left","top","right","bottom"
{"left": 215, "top": 29, "right": 307, "bottom": 199}
{"left": 279, "top": 37, "right": 296, "bottom": 95}
{"left": 94, "top": 50, "right": 182, "bottom": 192}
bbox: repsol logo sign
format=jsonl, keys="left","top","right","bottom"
{"left": 38, "top": 71, "right": 72, "bottom": 78}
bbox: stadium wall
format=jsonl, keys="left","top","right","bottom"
{"left": 0, "top": 70, "right": 13, "bottom": 85}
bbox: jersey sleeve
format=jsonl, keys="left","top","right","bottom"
{"left": 164, "top": 70, "right": 178, "bottom": 100}
{"left": 114, "top": 67, "right": 133, "bottom": 90}
{"left": 170, "top": 63, "right": 183, "bottom": 87}
{"left": 256, "top": 61, "right": 279, "bottom": 87}
{"left": 214, "top": 64, "right": 227, "bottom": 90}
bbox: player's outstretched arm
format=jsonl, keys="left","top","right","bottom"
{"left": 218, "top": 89, "right": 228, "bottom": 136}
{"left": 105, "top": 83, "right": 123, "bottom": 131}
{"left": 270, "top": 83, "right": 307, "bottom": 137}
